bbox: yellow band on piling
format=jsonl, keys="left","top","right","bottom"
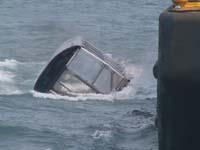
{"left": 172, "top": 0, "right": 200, "bottom": 11}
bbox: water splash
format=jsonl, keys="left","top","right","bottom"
{"left": 92, "top": 130, "right": 112, "bottom": 140}
{"left": 0, "top": 59, "right": 20, "bottom": 95}
{"left": 0, "top": 59, "right": 43, "bottom": 95}
{"left": 0, "top": 70, "right": 15, "bottom": 82}
{"left": 0, "top": 59, "right": 19, "bottom": 69}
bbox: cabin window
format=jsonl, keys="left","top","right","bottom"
{"left": 67, "top": 49, "right": 103, "bottom": 84}
{"left": 53, "top": 70, "right": 95, "bottom": 94}
{"left": 93, "top": 67, "right": 112, "bottom": 94}
{"left": 112, "top": 72, "right": 122, "bottom": 90}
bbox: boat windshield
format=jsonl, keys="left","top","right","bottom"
{"left": 53, "top": 70, "right": 95, "bottom": 94}
{"left": 65, "top": 48, "right": 123, "bottom": 94}
{"left": 67, "top": 48, "right": 103, "bottom": 84}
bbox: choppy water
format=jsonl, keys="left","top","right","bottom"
{"left": 0, "top": 1, "right": 170, "bottom": 150}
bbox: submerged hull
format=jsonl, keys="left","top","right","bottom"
{"left": 34, "top": 37, "right": 129, "bottom": 95}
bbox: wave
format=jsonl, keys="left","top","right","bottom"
{"left": 92, "top": 130, "right": 112, "bottom": 140}
{"left": 0, "top": 59, "right": 45, "bottom": 68}
{"left": 0, "top": 59, "right": 20, "bottom": 95}
{"left": 0, "top": 59, "right": 42, "bottom": 96}
{"left": 0, "top": 59, "right": 19, "bottom": 69}
{"left": 31, "top": 90, "right": 115, "bottom": 101}
{"left": 0, "top": 70, "right": 15, "bottom": 82}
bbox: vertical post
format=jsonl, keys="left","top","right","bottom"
{"left": 154, "top": 1, "right": 200, "bottom": 150}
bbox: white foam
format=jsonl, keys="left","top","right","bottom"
{"left": 0, "top": 59, "right": 20, "bottom": 95}
{"left": 0, "top": 69, "right": 24, "bottom": 95}
{"left": 0, "top": 89, "right": 24, "bottom": 96}
{"left": 0, "top": 59, "right": 19, "bottom": 69}
{"left": 92, "top": 130, "right": 112, "bottom": 140}
{"left": 0, "top": 70, "right": 15, "bottom": 82}
{"left": 0, "top": 59, "right": 45, "bottom": 69}
{"left": 0, "top": 59, "right": 28, "bottom": 95}
{"left": 31, "top": 90, "right": 115, "bottom": 101}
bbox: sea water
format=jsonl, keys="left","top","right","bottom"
{"left": 0, "top": 0, "right": 170, "bottom": 150}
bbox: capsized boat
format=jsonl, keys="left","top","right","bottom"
{"left": 34, "top": 37, "right": 130, "bottom": 96}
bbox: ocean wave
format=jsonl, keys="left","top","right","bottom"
{"left": 31, "top": 90, "right": 114, "bottom": 101}
{"left": 0, "top": 90, "right": 24, "bottom": 96}
{"left": 0, "top": 68, "right": 23, "bottom": 95}
{"left": 0, "top": 59, "right": 19, "bottom": 69}
{"left": 0, "top": 70, "right": 15, "bottom": 82}
{"left": 0, "top": 59, "right": 45, "bottom": 68}
{"left": 92, "top": 130, "right": 112, "bottom": 140}
{"left": 0, "top": 59, "right": 45, "bottom": 96}
{"left": 0, "top": 59, "right": 22, "bottom": 96}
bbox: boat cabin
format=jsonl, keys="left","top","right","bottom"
{"left": 34, "top": 37, "right": 129, "bottom": 95}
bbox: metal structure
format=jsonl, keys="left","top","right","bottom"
{"left": 34, "top": 37, "right": 129, "bottom": 95}
{"left": 154, "top": 0, "right": 200, "bottom": 150}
